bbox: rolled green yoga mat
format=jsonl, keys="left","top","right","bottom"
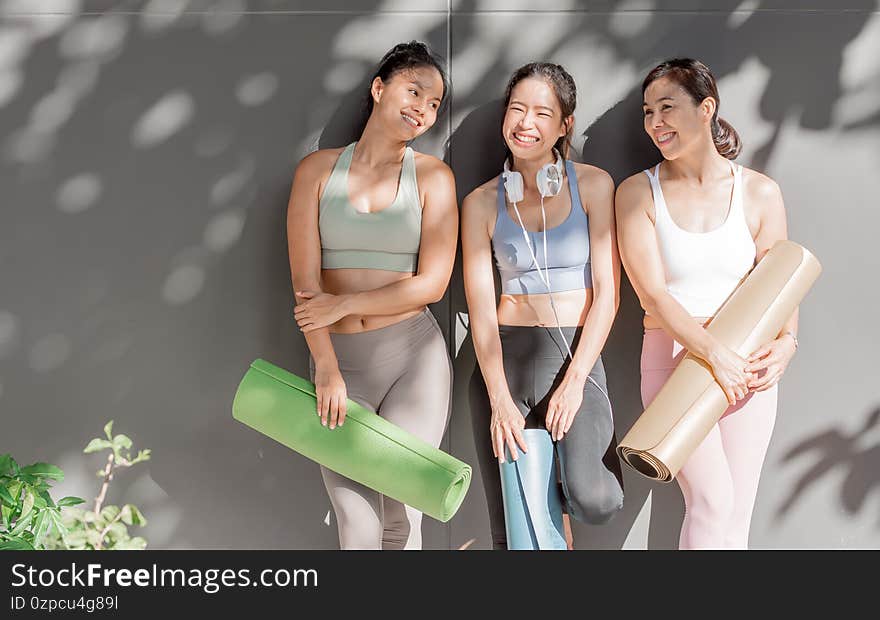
{"left": 232, "top": 359, "right": 472, "bottom": 523}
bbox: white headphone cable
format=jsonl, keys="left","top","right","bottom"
{"left": 509, "top": 196, "right": 613, "bottom": 415}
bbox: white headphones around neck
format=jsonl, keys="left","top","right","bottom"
{"left": 501, "top": 149, "right": 565, "bottom": 203}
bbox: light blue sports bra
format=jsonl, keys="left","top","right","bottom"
{"left": 491, "top": 160, "right": 592, "bottom": 295}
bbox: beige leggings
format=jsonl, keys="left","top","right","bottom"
{"left": 309, "top": 309, "right": 452, "bottom": 550}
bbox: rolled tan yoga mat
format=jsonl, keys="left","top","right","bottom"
{"left": 618, "top": 240, "right": 822, "bottom": 482}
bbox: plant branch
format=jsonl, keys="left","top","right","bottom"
{"left": 93, "top": 453, "right": 114, "bottom": 516}
{"left": 94, "top": 511, "right": 124, "bottom": 551}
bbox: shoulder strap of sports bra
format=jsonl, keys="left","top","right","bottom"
{"left": 728, "top": 160, "right": 747, "bottom": 221}
{"left": 496, "top": 172, "right": 508, "bottom": 215}
{"left": 643, "top": 163, "right": 667, "bottom": 220}
{"left": 395, "top": 146, "right": 420, "bottom": 206}
{"left": 324, "top": 142, "right": 355, "bottom": 192}
{"left": 320, "top": 143, "right": 356, "bottom": 214}
{"left": 565, "top": 160, "right": 583, "bottom": 212}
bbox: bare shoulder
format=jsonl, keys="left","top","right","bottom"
{"left": 462, "top": 175, "right": 500, "bottom": 232}
{"left": 571, "top": 162, "right": 614, "bottom": 192}
{"left": 571, "top": 161, "right": 614, "bottom": 208}
{"left": 413, "top": 151, "right": 455, "bottom": 187}
{"left": 294, "top": 147, "right": 345, "bottom": 181}
{"left": 740, "top": 166, "right": 783, "bottom": 204}
{"left": 463, "top": 175, "right": 500, "bottom": 209}
{"left": 615, "top": 170, "right": 652, "bottom": 207}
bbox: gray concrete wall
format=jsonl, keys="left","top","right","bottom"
{"left": 2, "top": 0, "right": 877, "bottom": 549}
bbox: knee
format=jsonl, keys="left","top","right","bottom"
{"left": 685, "top": 485, "right": 736, "bottom": 527}
{"left": 565, "top": 479, "right": 624, "bottom": 525}
{"left": 381, "top": 512, "right": 413, "bottom": 550}
{"left": 337, "top": 519, "right": 383, "bottom": 550}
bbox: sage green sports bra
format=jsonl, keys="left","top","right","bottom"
{"left": 318, "top": 142, "right": 422, "bottom": 272}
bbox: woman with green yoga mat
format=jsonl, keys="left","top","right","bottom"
{"left": 462, "top": 62, "right": 624, "bottom": 549}
{"left": 286, "top": 41, "right": 458, "bottom": 550}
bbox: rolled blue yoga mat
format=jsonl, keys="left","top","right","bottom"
{"left": 499, "top": 429, "right": 567, "bottom": 550}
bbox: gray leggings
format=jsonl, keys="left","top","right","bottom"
{"left": 469, "top": 325, "right": 624, "bottom": 549}
{"left": 309, "top": 308, "right": 452, "bottom": 550}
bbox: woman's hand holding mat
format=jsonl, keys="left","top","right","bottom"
{"left": 746, "top": 334, "right": 797, "bottom": 392}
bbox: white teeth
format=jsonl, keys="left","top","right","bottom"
{"left": 514, "top": 133, "right": 538, "bottom": 143}
{"left": 658, "top": 132, "right": 675, "bottom": 143}
{"left": 402, "top": 114, "right": 419, "bottom": 127}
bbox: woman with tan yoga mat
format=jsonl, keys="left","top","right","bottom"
{"left": 616, "top": 58, "right": 799, "bottom": 549}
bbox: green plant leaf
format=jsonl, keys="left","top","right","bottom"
{"left": 106, "top": 521, "right": 127, "bottom": 540}
{"left": 0, "top": 456, "right": 21, "bottom": 477}
{"left": 112, "top": 434, "right": 133, "bottom": 451}
{"left": 32, "top": 493, "right": 47, "bottom": 510}
{"left": 0, "top": 454, "right": 13, "bottom": 476}
{"left": 37, "top": 490, "right": 55, "bottom": 508}
{"left": 86, "top": 528, "right": 102, "bottom": 549}
{"left": 47, "top": 509, "right": 68, "bottom": 539}
{"left": 115, "top": 536, "right": 147, "bottom": 550}
{"left": 10, "top": 510, "right": 34, "bottom": 536}
{"left": 19, "top": 463, "right": 64, "bottom": 481}
{"left": 19, "top": 488, "right": 35, "bottom": 522}
{"left": 32, "top": 511, "right": 50, "bottom": 549}
{"left": 84, "top": 439, "right": 113, "bottom": 454}
{"left": 57, "top": 496, "right": 85, "bottom": 507}
{"left": 6, "top": 480, "right": 22, "bottom": 503}
{"left": 131, "top": 449, "right": 152, "bottom": 465}
{"left": 0, "top": 536, "right": 34, "bottom": 550}
{"left": 58, "top": 506, "right": 83, "bottom": 529}
{"left": 0, "top": 484, "right": 15, "bottom": 507}
{"left": 119, "top": 504, "right": 147, "bottom": 527}
{"left": 103, "top": 420, "right": 114, "bottom": 440}
{"left": 100, "top": 505, "right": 121, "bottom": 522}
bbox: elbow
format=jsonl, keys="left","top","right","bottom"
{"left": 639, "top": 289, "right": 663, "bottom": 316}
{"left": 424, "top": 276, "right": 450, "bottom": 305}
{"left": 427, "top": 286, "right": 447, "bottom": 305}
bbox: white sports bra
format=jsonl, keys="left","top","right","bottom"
{"left": 644, "top": 161, "right": 757, "bottom": 318}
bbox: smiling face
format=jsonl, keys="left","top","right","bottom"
{"left": 643, "top": 76, "right": 715, "bottom": 159}
{"left": 502, "top": 77, "right": 571, "bottom": 162}
{"left": 371, "top": 65, "right": 444, "bottom": 141}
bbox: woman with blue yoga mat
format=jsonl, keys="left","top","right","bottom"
{"left": 286, "top": 41, "right": 458, "bottom": 550}
{"left": 462, "top": 63, "right": 624, "bottom": 550}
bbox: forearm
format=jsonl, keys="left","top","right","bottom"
{"left": 470, "top": 314, "right": 512, "bottom": 405}
{"left": 565, "top": 290, "right": 616, "bottom": 382}
{"left": 291, "top": 269, "right": 338, "bottom": 368}
{"left": 645, "top": 291, "right": 720, "bottom": 363}
{"left": 343, "top": 273, "right": 446, "bottom": 317}
{"left": 779, "top": 307, "right": 799, "bottom": 340}
{"left": 302, "top": 327, "right": 338, "bottom": 369}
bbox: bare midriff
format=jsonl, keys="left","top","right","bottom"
{"left": 321, "top": 268, "right": 423, "bottom": 334}
{"left": 497, "top": 288, "right": 593, "bottom": 327}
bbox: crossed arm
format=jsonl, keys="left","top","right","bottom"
{"left": 292, "top": 159, "right": 459, "bottom": 331}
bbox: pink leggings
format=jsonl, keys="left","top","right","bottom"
{"left": 641, "top": 329, "right": 778, "bottom": 550}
